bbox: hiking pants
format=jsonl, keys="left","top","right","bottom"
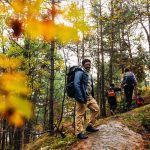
{"left": 75, "top": 96, "right": 99, "bottom": 134}
{"left": 124, "top": 85, "right": 134, "bottom": 108}
{"left": 108, "top": 98, "right": 117, "bottom": 112}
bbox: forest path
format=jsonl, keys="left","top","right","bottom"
{"left": 65, "top": 96, "right": 150, "bottom": 150}
{"left": 66, "top": 120, "right": 148, "bottom": 150}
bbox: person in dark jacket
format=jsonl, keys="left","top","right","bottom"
{"left": 106, "top": 83, "right": 121, "bottom": 115}
{"left": 74, "top": 59, "right": 99, "bottom": 139}
{"left": 121, "top": 68, "right": 137, "bottom": 110}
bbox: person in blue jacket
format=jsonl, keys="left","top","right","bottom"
{"left": 74, "top": 59, "right": 99, "bottom": 139}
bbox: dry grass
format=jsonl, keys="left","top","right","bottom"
{"left": 24, "top": 133, "right": 50, "bottom": 150}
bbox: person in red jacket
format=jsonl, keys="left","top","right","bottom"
{"left": 136, "top": 92, "right": 144, "bottom": 107}
{"left": 106, "top": 83, "right": 121, "bottom": 115}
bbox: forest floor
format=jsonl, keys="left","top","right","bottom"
{"left": 25, "top": 96, "right": 150, "bottom": 150}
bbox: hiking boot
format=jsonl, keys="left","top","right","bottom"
{"left": 77, "top": 132, "right": 88, "bottom": 139}
{"left": 86, "top": 125, "right": 99, "bottom": 132}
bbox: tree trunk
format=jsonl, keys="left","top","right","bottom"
{"left": 1, "top": 120, "right": 6, "bottom": 150}
{"left": 100, "top": 0, "right": 106, "bottom": 117}
{"left": 49, "top": 40, "right": 55, "bottom": 133}
{"left": 147, "top": 0, "right": 150, "bottom": 53}
{"left": 109, "top": 0, "right": 114, "bottom": 84}
{"left": 23, "top": 38, "right": 33, "bottom": 144}
{"left": 127, "top": 32, "right": 133, "bottom": 67}
{"left": 43, "top": 84, "right": 49, "bottom": 130}
{"left": 48, "top": 0, "right": 56, "bottom": 134}
{"left": 76, "top": 43, "right": 81, "bottom": 64}
{"left": 24, "top": 121, "right": 32, "bottom": 144}
{"left": 81, "top": 0, "right": 85, "bottom": 60}
{"left": 9, "top": 126, "right": 14, "bottom": 150}
{"left": 136, "top": 1, "right": 150, "bottom": 54}
{"left": 14, "top": 128, "right": 23, "bottom": 150}
{"left": 119, "top": 26, "right": 124, "bottom": 73}
{"left": 96, "top": 22, "right": 100, "bottom": 105}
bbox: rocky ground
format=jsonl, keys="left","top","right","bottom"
{"left": 66, "top": 121, "right": 146, "bottom": 150}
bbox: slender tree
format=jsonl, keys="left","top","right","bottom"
{"left": 49, "top": 0, "right": 55, "bottom": 134}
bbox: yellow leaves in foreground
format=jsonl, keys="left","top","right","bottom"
{"left": 0, "top": 55, "right": 21, "bottom": 69}
{"left": 25, "top": 19, "right": 56, "bottom": 41}
{"left": 56, "top": 25, "right": 78, "bottom": 44}
{"left": 11, "top": 0, "right": 43, "bottom": 15}
{"left": 0, "top": 72, "right": 30, "bottom": 95}
{"left": 0, "top": 96, "right": 33, "bottom": 127}
{"left": 11, "top": 0, "right": 26, "bottom": 14}
{"left": 6, "top": 0, "right": 91, "bottom": 43}
{"left": 0, "top": 55, "right": 32, "bottom": 127}
{"left": 25, "top": 19, "right": 79, "bottom": 43}
{"left": 7, "top": 17, "right": 79, "bottom": 43}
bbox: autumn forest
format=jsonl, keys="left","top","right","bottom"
{"left": 0, "top": 0, "right": 150, "bottom": 150}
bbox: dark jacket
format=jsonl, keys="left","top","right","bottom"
{"left": 74, "top": 69, "right": 94, "bottom": 103}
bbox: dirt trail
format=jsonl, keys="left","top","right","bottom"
{"left": 66, "top": 121, "right": 146, "bottom": 150}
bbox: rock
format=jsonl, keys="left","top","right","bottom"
{"left": 92, "top": 121, "right": 144, "bottom": 150}
{"left": 40, "top": 146, "right": 51, "bottom": 150}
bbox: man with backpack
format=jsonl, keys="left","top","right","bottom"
{"left": 106, "top": 83, "right": 121, "bottom": 115}
{"left": 67, "top": 59, "right": 99, "bottom": 139}
{"left": 121, "top": 68, "right": 137, "bottom": 110}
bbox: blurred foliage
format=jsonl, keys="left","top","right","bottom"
{"left": 1, "top": 0, "right": 91, "bottom": 44}
{"left": 0, "top": 55, "right": 32, "bottom": 127}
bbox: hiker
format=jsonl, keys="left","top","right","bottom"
{"left": 106, "top": 83, "right": 121, "bottom": 115}
{"left": 74, "top": 59, "right": 99, "bottom": 139}
{"left": 136, "top": 92, "right": 144, "bottom": 107}
{"left": 121, "top": 68, "right": 137, "bottom": 110}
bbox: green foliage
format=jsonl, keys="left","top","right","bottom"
{"left": 117, "top": 99, "right": 136, "bottom": 113}
{"left": 141, "top": 115, "right": 150, "bottom": 130}
{"left": 119, "top": 104, "right": 150, "bottom": 132}
{"left": 25, "top": 133, "right": 76, "bottom": 150}
{"left": 132, "top": 47, "right": 147, "bottom": 83}
{"left": 51, "top": 134, "right": 76, "bottom": 149}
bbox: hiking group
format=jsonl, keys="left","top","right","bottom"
{"left": 66, "top": 59, "right": 142, "bottom": 140}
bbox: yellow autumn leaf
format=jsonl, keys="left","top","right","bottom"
{"left": 25, "top": 19, "right": 43, "bottom": 39}
{"left": 0, "top": 55, "right": 33, "bottom": 127}
{"left": 42, "top": 20, "right": 56, "bottom": 41}
{"left": 0, "top": 93, "right": 32, "bottom": 127}
{"left": 0, "top": 98, "right": 6, "bottom": 113}
{"left": 27, "top": 0, "right": 43, "bottom": 17}
{"left": 25, "top": 19, "right": 56, "bottom": 41}
{"left": 65, "top": 3, "right": 83, "bottom": 20}
{"left": 0, "top": 3, "right": 7, "bottom": 14}
{"left": 9, "top": 111, "right": 24, "bottom": 127}
{"left": 8, "top": 95, "right": 33, "bottom": 119}
{"left": 0, "top": 72, "right": 30, "bottom": 95}
{"left": 0, "top": 55, "right": 21, "bottom": 69}
{"left": 11, "top": 0, "right": 27, "bottom": 13}
{"left": 74, "top": 21, "right": 90, "bottom": 32}
{"left": 56, "top": 25, "right": 79, "bottom": 43}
